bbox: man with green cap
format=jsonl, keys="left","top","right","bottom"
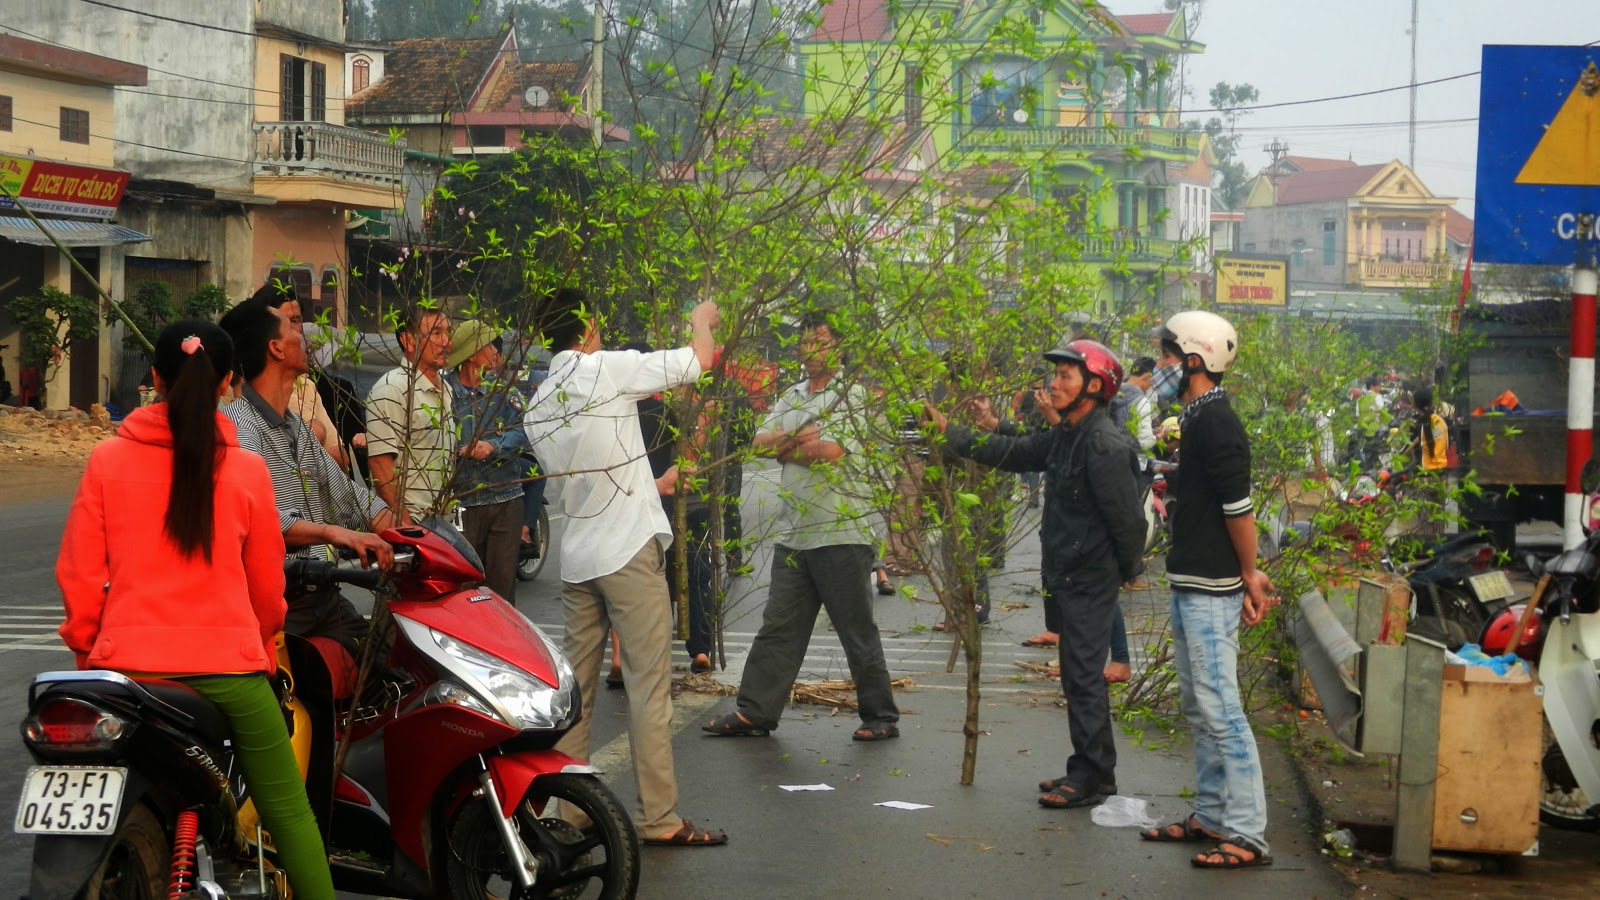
{"left": 446, "top": 319, "right": 529, "bottom": 604}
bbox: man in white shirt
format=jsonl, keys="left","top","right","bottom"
{"left": 524, "top": 287, "right": 727, "bottom": 847}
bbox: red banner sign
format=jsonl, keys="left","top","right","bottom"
{"left": 0, "top": 154, "right": 129, "bottom": 218}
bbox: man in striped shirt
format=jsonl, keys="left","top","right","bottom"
{"left": 220, "top": 298, "right": 394, "bottom": 657}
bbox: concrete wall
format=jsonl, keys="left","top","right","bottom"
{"left": 116, "top": 198, "right": 255, "bottom": 300}
{"left": 16, "top": 2, "right": 254, "bottom": 189}
{"left": 256, "top": 0, "right": 344, "bottom": 44}
{"left": 250, "top": 204, "right": 348, "bottom": 319}
{"left": 1241, "top": 200, "right": 1346, "bottom": 290}
{"left": 0, "top": 70, "right": 118, "bottom": 168}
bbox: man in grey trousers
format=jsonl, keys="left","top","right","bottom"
{"left": 702, "top": 312, "right": 899, "bottom": 742}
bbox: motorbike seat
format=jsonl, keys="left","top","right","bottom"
{"left": 131, "top": 678, "right": 234, "bottom": 746}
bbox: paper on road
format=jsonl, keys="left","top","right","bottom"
{"left": 875, "top": 800, "right": 932, "bottom": 811}
{"left": 779, "top": 784, "right": 835, "bottom": 792}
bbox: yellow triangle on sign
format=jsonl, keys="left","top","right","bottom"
{"left": 1516, "top": 61, "right": 1600, "bottom": 187}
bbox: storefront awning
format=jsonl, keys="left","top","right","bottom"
{"left": 0, "top": 216, "right": 149, "bottom": 247}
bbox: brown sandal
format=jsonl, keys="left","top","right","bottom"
{"left": 643, "top": 819, "right": 728, "bottom": 846}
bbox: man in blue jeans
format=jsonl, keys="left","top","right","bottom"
{"left": 1139, "top": 310, "right": 1277, "bottom": 869}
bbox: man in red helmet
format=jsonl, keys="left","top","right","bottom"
{"left": 926, "top": 337, "right": 1146, "bottom": 810}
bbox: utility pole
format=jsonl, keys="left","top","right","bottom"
{"left": 590, "top": 0, "right": 604, "bottom": 150}
{"left": 1408, "top": 0, "right": 1419, "bottom": 169}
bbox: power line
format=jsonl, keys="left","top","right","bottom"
{"left": 0, "top": 22, "right": 586, "bottom": 117}
{"left": 73, "top": 0, "right": 257, "bottom": 37}
{"left": 6, "top": 111, "right": 408, "bottom": 181}
{"left": 1186, "top": 71, "right": 1478, "bottom": 115}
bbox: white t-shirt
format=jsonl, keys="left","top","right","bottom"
{"left": 524, "top": 347, "right": 702, "bottom": 583}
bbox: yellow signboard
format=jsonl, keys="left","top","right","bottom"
{"left": 0, "top": 154, "right": 34, "bottom": 199}
{"left": 1216, "top": 255, "right": 1289, "bottom": 307}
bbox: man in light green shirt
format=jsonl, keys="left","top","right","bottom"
{"left": 366, "top": 309, "right": 455, "bottom": 522}
{"left": 702, "top": 313, "right": 899, "bottom": 743}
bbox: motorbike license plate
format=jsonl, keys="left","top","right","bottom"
{"left": 13, "top": 766, "right": 126, "bottom": 835}
{"left": 1468, "top": 571, "right": 1514, "bottom": 604}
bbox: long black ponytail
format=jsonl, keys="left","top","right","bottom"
{"left": 151, "top": 320, "right": 235, "bottom": 562}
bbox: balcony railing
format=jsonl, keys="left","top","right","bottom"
{"left": 1350, "top": 258, "right": 1452, "bottom": 284}
{"left": 958, "top": 123, "right": 1196, "bottom": 155}
{"left": 253, "top": 121, "right": 404, "bottom": 187}
{"left": 1080, "top": 234, "right": 1188, "bottom": 264}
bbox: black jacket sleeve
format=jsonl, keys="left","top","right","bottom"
{"left": 1085, "top": 424, "right": 1148, "bottom": 583}
{"left": 947, "top": 423, "right": 1052, "bottom": 473}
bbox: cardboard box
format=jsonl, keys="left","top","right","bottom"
{"left": 1432, "top": 663, "right": 1542, "bottom": 854}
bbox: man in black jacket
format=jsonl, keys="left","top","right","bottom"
{"left": 1138, "top": 310, "right": 1276, "bottom": 870}
{"left": 926, "top": 338, "right": 1145, "bottom": 809}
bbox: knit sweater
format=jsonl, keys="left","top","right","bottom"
{"left": 1166, "top": 393, "right": 1254, "bottom": 595}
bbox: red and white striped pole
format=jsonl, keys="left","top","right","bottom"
{"left": 1567, "top": 256, "right": 1599, "bottom": 550}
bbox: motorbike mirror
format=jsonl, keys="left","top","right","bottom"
{"left": 1583, "top": 457, "right": 1600, "bottom": 495}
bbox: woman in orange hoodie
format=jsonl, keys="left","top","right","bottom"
{"left": 56, "top": 320, "right": 333, "bottom": 898}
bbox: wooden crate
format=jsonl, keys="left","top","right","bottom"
{"left": 1431, "top": 664, "right": 1542, "bottom": 853}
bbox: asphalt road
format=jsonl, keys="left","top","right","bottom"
{"left": 0, "top": 465, "right": 1351, "bottom": 898}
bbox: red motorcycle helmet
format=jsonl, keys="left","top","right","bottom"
{"left": 1044, "top": 339, "right": 1123, "bottom": 401}
{"left": 1480, "top": 603, "right": 1544, "bottom": 660}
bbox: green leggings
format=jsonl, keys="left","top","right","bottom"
{"left": 183, "top": 674, "right": 334, "bottom": 900}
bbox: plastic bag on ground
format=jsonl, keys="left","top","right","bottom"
{"left": 1091, "top": 795, "right": 1157, "bottom": 828}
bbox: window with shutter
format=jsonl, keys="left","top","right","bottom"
{"left": 60, "top": 107, "right": 89, "bottom": 143}
{"left": 0, "top": 96, "right": 12, "bottom": 131}
{"left": 280, "top": 54, "right": 295, "bottom": 120}
{"left": 311, "top": 63, "right": 326, "bottom": 121}
{"left": 268, "top": 266, "right": 316, "bottom": 310}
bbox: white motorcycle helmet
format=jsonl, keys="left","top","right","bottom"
{"left": 1158, "top": 310, "right": 1238, "bottom": 375}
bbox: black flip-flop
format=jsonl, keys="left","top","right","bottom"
{"left": 702, "top": 712, "right": 769, "bottom": 737}
{"left": 1140, "top": 815, "right": 1225, "bottom": 843}
{"left": 1038, "top": 775, "right": 1118, "bottom": 794}
{"left": 1038, "top": 782, "right": 1110, "bottom": 809}
{"left": 852, "top": 723, "right": 899, "bottom": 742}
{"left": 1191, "top": 840, "right": 1272, "bottom": 869}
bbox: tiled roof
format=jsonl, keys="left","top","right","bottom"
{"left": 808, "top": 0, "right": 892, "bottom": 42}
{"left": 1445, "top": 207, "right": 1474, "bottom": 244}
{"left": 483, "top": 61, "right": 585, "bottom": 112}
{"left": 1116, "top": 12, "right": 1176, "bottom": 35}
{"left": 742, "top": 115, "right": 916, "bottom": 174}
{"left": 346, "top": 37, "right": 502, "bottom": 117}
{"left": 1283, "top": 155, "right": 1359, "bottom": 173}
{"left": 948, "top": 161, "right": 1027, "bottom": 201}
{"left": 1273, "top": 163, "right": 1387, "bottom": 204}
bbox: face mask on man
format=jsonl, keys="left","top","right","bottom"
{"left": 1153, "top": 363, "right": 1182, "bottom": 402}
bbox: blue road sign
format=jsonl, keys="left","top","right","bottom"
{"left": 1475, "top": 45, "right": 1600, "bottom": 266}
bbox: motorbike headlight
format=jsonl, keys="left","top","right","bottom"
{"left": 430, "top": 631, "right": 577, "bottom": 731}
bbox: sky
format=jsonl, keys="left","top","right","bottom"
{"left": 1173, "top": 0, "right": 1598, "bottom": 215}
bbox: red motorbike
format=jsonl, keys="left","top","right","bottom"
{"left": 18, "top": 519, "right": 638, "bottom": 899}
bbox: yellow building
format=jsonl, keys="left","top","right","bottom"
{"left": 248, "top": 23, "right": 406, "bottom": 323}
{"left": 0, "top": 34, "right": 148, "bottom": 410}
{"left": 1241, "top": 155, "right": 1461, "bottom": 291}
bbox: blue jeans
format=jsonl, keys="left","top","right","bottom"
{"left": 1169, "top": 590, "right": 1269, "bottom": 853}
{"left": 1108, "top": 602, "right": 1129, "bottom": 665}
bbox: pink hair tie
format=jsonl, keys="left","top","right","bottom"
{"left": 180, "top": 335, "right": 203, "bottom": 355}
